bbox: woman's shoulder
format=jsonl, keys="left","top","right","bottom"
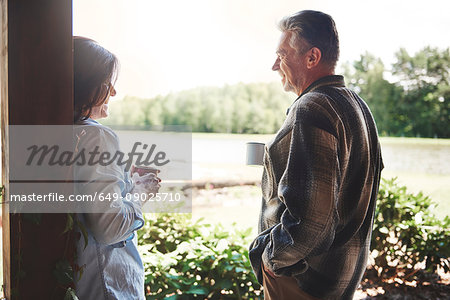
{"left": 76, "top": 118, "right": 117, "bottom": 136}
{"left": 75, "top": 118, "right": 119, "bottom": 147}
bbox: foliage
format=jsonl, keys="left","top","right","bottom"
{"left": 136, "top": 179, "right": 450, "bottom": 298}
{"left": 9, "top": 212, "right": 80, "bottom": 300}
{"left": 104, "top": 46, "right": 450, "bottom": 138}
{"left": 64, "top": 288, "right": 80, "bottom": 300}
{"left": 342, "top": 52, "right": 403, "bottom": 136}
{"left": 371, "top": 178, "right": 450, "bottom": 277}
{"left": 392, "top": 47, "right": 450, "bottom": 138}
{"left": 345, "top": 47, "right": 450, "bottom": 138}
{"left": 54, "top": 259, "right": 75, "bottom": 286}
{"left": 103, "top": 82, "right": 292, "bottom": 134}
{"left": 138, "top": 214, "right": 262, "bottom": 299}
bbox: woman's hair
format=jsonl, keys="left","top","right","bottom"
{"left": 73, "top": 36, "right": 119, "bottom": 122}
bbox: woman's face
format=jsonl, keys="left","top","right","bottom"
{"left": 90, "top": 84, "right": 116, "bottom": 120}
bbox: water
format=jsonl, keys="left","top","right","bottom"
{"left": 115, "top": 131, "right": 449, "bottom": 176}
{"left": 380, "top": 142, "right": 450, "bottom": 175}
{"left": 190, "top": 136, "right": 450, "bottom": 175}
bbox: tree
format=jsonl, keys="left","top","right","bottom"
{"left": 104, "top": 47, "right": 450, "bottom": 137}
{"left": 392, "top": 47, "right": 450, "bottom": 137}
{"left": 344, "top": 52, "right": 403, "bottom": 136}
{"left": 343, "top": 47, "right": 450, "bottom": 138}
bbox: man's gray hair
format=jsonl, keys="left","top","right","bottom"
{"left": 279, "top": 10, "right": 340, "bottom": 69}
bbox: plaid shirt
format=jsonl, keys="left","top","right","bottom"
{"left": 249, "top": 75, "right": 383, "bottom": 300}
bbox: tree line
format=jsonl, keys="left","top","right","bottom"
{"left": 103, "top": 82, "right": 293, "bottom": 134}
{"left": 104, "top": 46, "right": 450, "bottom": 138}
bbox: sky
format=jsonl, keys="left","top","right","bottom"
{"left": 73, "top": 0, "right": 450, "bottom": 100}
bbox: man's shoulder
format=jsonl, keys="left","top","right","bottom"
{"left": 290, "top": 90, "right": 337, "bottom": 118}
{"left": 300, "top": 89, "right": 331, "bottom": 104}
{"left": 298, "top": 85, "right": 366, "bottom": 116}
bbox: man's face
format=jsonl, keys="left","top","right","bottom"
{"left": 272, "top": 31, "right": 308, "bottom": 95}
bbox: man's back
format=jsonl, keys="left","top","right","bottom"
{"left": 250, "top": 75, "right": 383, "bottom": 299}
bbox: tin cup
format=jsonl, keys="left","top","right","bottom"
{"left": 246, "top": 142, "right": 265, "bottom": 166}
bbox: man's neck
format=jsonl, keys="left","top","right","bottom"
{"left": 296, "top": 70, "right": 335, "bottom": 96}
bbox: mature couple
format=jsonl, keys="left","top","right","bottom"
{"left": 74, "top": 10, "right": 382, "bottom": 300}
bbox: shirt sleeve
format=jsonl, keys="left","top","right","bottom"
{"left": 75, "top": 126, "right": 144, "bottom": 246}
{"left": 261, "top": 99, "right": 341, "bottom": 276}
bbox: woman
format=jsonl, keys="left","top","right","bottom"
{"left": 73, "top": 36, "right": 159, "bottom": 299}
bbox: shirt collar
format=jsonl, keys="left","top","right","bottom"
{"left": 286, "top": 75, "right": 346, "bottom": 115}
{"left": 75, "top": 117, "right": 100, "bottom": 126}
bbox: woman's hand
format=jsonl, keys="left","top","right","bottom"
{"left": 131, "top": 172, "right": 161, "bottom": 195}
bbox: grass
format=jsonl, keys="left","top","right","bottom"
{"left": 379, "top": 136, "right": 450, "bottom": 146}
{"left": 192, "top": 186, "right": 261, "bottom": 234}
{"left": 192, "top": 132, "right": 273, "bottom": 142}
{"left": 192, "top": 133, "right": 450, "bottom": 145}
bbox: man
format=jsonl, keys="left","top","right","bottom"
{"left": 249, "top": 10, "right": 383, "bottom": 300}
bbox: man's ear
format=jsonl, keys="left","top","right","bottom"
{"left": 306, "top": 47, "right": 322, "bottom": 69}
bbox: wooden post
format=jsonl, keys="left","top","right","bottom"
{"left": 8, "top": 0, "right": 73, "bottom": 125}
{"left": 1, "top": 0, "right": 10, "bottom": 298}
{"left": 6, "top": 0, "right": 73, "bottom": 299}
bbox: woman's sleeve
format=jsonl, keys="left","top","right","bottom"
{"left": 75, "top": 127, "right": 144, "bottom": 245}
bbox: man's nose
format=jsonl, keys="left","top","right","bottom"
{"left": 110, "top": 86, "right": 117, "bottom": 97}
{"left": 272, "top": 57, "right": 280, "bottom": 71}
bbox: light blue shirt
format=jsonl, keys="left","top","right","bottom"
{"left": 74, "top": 118, "right": 145, "bottom": 299}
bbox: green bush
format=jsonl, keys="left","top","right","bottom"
{"left": 138, "top": 214, "right": 262, "bottom": 300}
{"left": 137, "top": 179, "right": 449, "bottom": 298}
{"left": 371, "top": 178, "right": 450, "bottom": 276}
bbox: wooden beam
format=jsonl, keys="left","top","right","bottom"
{"left": 7, "top": 0, "right": 73, "bottom": 299}
{"left": 0, "top": 0, "right": 10, "bottom": 298}
{"left": 8, "top": 0, "right": 73, "bottom": 125}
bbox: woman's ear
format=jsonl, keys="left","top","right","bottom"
{"left": 306, "top": 47, "right": 322, "bottom": 69}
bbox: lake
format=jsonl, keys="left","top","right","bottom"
{"left": 115, "top": 131, "right": 450, "bottom": 219}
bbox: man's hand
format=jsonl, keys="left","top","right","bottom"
{"left": 263, "top": 263, "right": 277, "bottom": 278}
